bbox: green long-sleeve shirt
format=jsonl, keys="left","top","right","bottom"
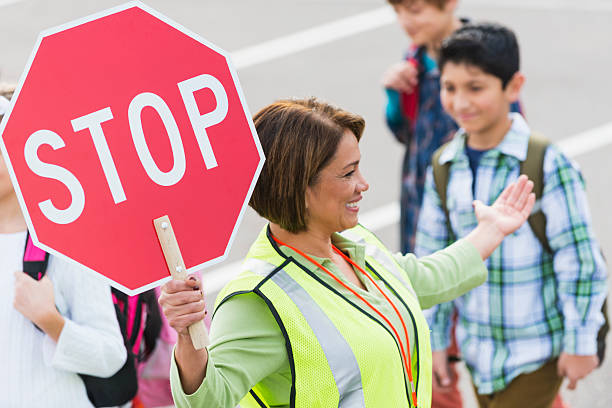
{"left": 171, "top": 233, "right": 487, "bottom": 408}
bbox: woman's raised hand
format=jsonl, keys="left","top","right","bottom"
{"left": 466, "top": 175, "right": 536, "bottom": 260}
{"left": 158, "top": 275, "right": 207, "bottom": 337}
{"left": 473, "top": 174, "right": 535, "bottom": 238}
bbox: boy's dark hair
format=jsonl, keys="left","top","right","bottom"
{"left": 438, "top": 22, "right": 520, "bottom": 88}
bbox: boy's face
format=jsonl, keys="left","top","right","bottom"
{"left": 392, "top": 0, "right": 457, "bottom": 47}
{"left": 440, "top": 62, "right": 523, "bottom": 137}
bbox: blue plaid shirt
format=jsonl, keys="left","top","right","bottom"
{"left": 385, "top": 48, "right": 457, "bottom": 254}
{"left": 415, "top": 113, "right": 607, "bottom": 394}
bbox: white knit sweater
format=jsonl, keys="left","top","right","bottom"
{"left": 0, "top": 230, "right": 127, "bottom": 407}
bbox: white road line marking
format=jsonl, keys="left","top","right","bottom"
{"left": 558, "top": 122, "right": 612, "bottom": 158}
{"left": 230, "top": 7, "right": 395, "bottom": 69}
{"left": 229, "top": 0, "right": 612, "bottom": 70}
{"left": 0, "top": 0, "right": 22, "bottom": 7}
{"left": 203, "top": 121, "right": 612, "bottom": 293}
{"left": 462, "top": 0, "right": 612, "bottom": 12}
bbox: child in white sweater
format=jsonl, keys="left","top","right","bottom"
{"left": 0, "top": 88, "right": 127, "bottom": 407}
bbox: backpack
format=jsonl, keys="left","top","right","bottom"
{"left": 22, "top": 232, "right": 161, "bottom": 407}
{"left": 430, "top": 134, "right": 609, "bottom": 365}
{"left": 400, "top": 46, "right": 421, "bottom": 123}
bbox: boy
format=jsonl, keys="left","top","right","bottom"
{"left": 415, "top": 23, "right": 607, "bottom": 407}
{"left": 383, "top": 0, "right": 464, "bottom": 255}
{"left": 384, "top": 3, "right": 521, "bottom": 406}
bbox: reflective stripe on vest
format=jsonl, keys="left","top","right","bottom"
{"left": 340, "top": 229, "right": 418, "bottom": 300}
{"left": 244, "top": 258, "right": 366, "bottom": 407}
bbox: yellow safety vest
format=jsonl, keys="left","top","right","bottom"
{"left": 215, "top": 225, "right": 433, "bottom": 408}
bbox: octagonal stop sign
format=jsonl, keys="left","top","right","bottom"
{"left": 0, "top": 2, "right": 265, "bottom": 295}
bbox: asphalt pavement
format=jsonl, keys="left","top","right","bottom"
{"left": 2, "top": 0, "right": 612, "bottom": 406}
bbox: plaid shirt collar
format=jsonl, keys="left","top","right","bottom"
{"left": 439, "top": 113, "right": 531, "bottom": 165}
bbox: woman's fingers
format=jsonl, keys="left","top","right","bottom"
{"left": 162, "top": 275, "right": 200, "bottom": 294}
{"left": 521, "top": 193, "right": 536, "bottom": 218}
{"left": 496, "top": 175, "right": 534, "bottom": 212}
{"left": 164, "top": 298, "right": 206, "bottom": 318}
{"left": 507, "top": 175, "right": 528, "bottom": 204}
{"left": 160, "top": 284, "right": 206, "bottom": 333}
{"left": 514, "top": 179, "right": 534, "bottom": 210}
{"left": 170, "top": 310, "right": 207, "bottom": 331}
{"left": 159, "top": 273, "right": 207, "bottom": 334}
{"left": 161, "top": 288, "right": 204, "bottom": 307}
{"left": 496, "top": 179, "right": 515, "bottom": 204}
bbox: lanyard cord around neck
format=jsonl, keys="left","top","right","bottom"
{"left": 271, "top": 235, "right": 418, "bottom": 407}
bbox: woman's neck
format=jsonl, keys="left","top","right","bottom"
{"left": 466, "top": 116, "right": 513, "bottom": 150}
{"left": 0, "top": 194, "right": 27, "bottom": 233}
{"left": 269, "top": 223, "right": 335, "bottom": 259}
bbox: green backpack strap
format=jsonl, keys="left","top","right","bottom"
{"left": 431, "top": 141, "right": 455, "bottom": 242}
{"left": 519, "top": 132, "right": 552, "bottom": 254}
{"left": 520, "top": 134, "right": 609, "bottom": 364}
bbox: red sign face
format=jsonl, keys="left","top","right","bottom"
{"left": 0, "top": 3, "right": 264, "bottom": 294}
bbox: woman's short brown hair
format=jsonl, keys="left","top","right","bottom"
{"left": 249, "top": 98, "right": 365, "bottom": 233}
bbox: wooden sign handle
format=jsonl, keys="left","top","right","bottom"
{"left": 154, "top": 215, "right": 210, "bottom": 350}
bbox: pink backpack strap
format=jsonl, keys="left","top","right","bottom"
{"left": 126, "top": 295, "right": 146, "bottom": 356}
{"left": 23, "top": 232, "right": 50, "bottom": 281}
{"left": 24, "top": 235, "right": 47, "bottom": 262}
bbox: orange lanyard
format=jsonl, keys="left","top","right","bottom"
{"left": 272, "top": 235, "right": 418, "bottom": 407}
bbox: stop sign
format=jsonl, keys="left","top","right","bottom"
{"left": 0, "top": 3, "right": 264, "bottom": 294}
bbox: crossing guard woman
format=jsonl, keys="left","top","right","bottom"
{"left": 159, "top": 98, "right": 536, "bottom": 408}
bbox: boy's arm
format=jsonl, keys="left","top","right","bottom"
{"left": 542, "top": 146, "right": 607, "bottom": 356}
{"left": 383, "top": 54, "right": 418, "bottom": 145}
{"left": 384, "top": 88, "right": 413, "bottom": 145}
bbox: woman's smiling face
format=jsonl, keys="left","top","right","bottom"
{"left": 305, "top": 130, "right": 369, "bottom": 236}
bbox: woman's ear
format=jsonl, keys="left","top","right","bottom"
{"left": 304, "top": 186, "right": 311, "bottom": 211}
{"left": 505, "top": 72, "right": 525, "bottom": 103}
